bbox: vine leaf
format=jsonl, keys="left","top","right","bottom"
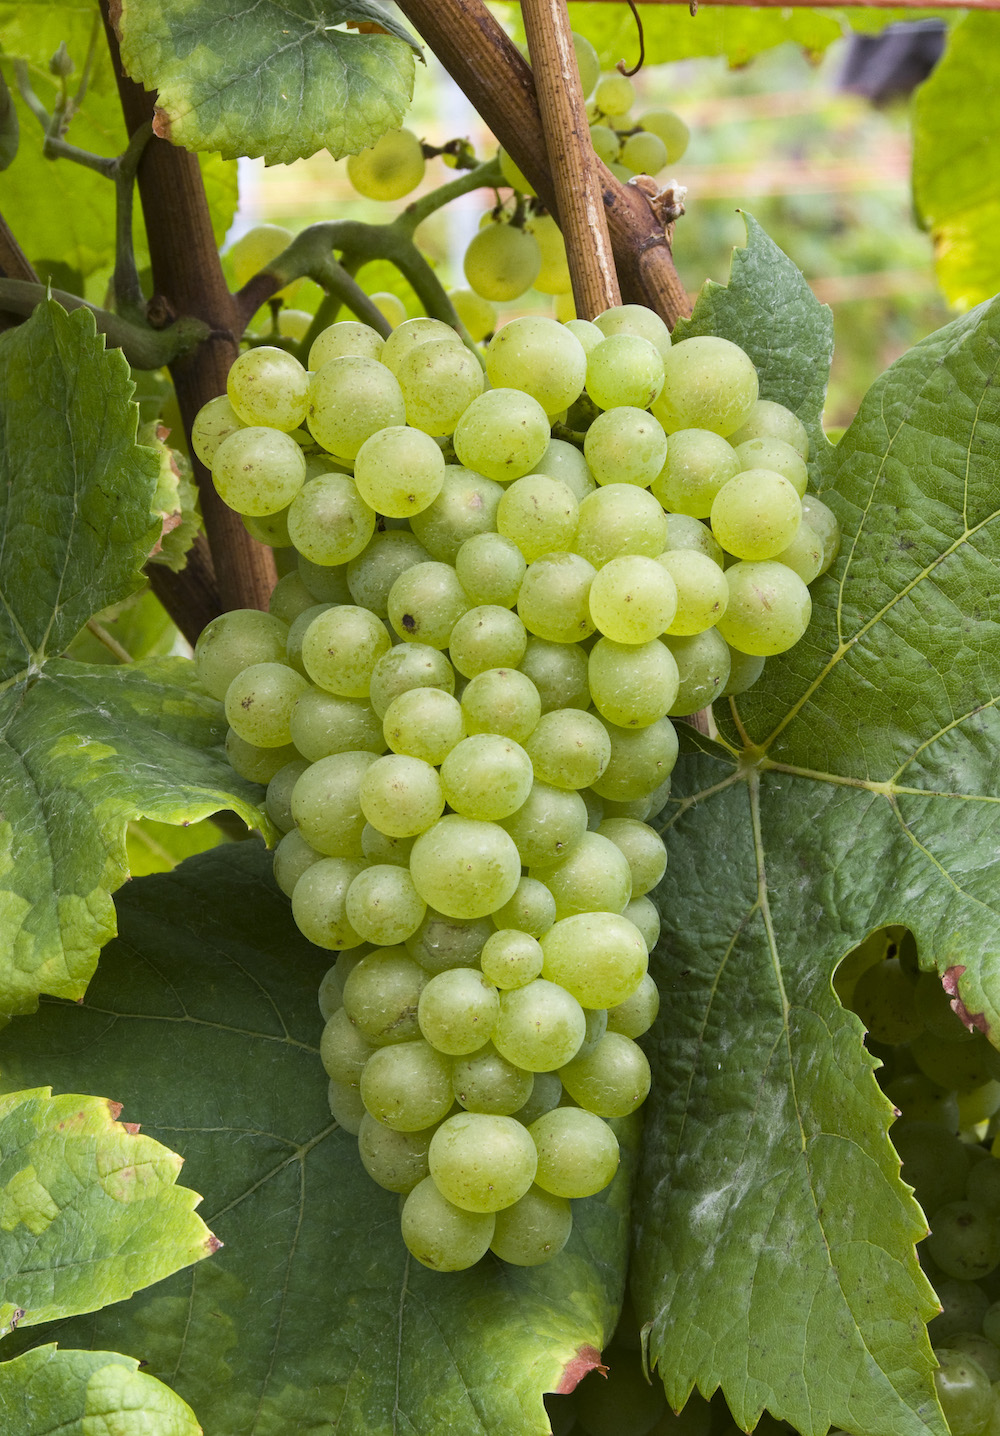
{"left": 632, "top": 220, "right": 1000, "bottom": 1435}
{"left": 0, "top": 1345, "right": 202, "bottom": 1434}
{"left": 0, "top": 302, "right": 268, "bottom": 1022}
{"left": 0, "top": 843, "right": 636, "bottom": 1436}
{"left": 0, "top": 1088, "right": 217, "bottom": 1337}
{"left": 913, "top": 12, "right": 1000, "bottom": 309}
{"left": 116, "top": 0, "right": 420, "bottom": 165}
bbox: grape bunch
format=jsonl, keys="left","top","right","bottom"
{"left": 192, "top": 302, "right": 834, "bottom": 1272}
{"left": 839, "top": 929, "right": 1000, "bottom": 1435}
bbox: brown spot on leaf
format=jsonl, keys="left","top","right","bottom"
{"left": 152, "top": 107, "right": 172, "bottom": 141}
{"left": 207, "top": 1233, "right": 224, "bottom": 1254}
{"left": 108, "top": 0, "right": 123, "bottom": 35}
{"left": 123, "top": 1122, "right": 141, "bottom": 1135}
{"left": 107, "top": 1101, "right": 123, "bottom": 1122}
{"left": 943, "top": 965, "right": 989, "bottom": 1034}
{"left": 557, "top": 1345, "right": 606, "bottom": 1394}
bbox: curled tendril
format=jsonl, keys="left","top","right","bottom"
{"left": 616, "top": 0, "right": 646, "bottom": 79}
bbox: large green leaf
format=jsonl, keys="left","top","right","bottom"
{"left": 0, "top": 842, "right": 636, "bottom": 1435}
{"left": 0, "top": 1088, "right": 216, "bottom": 1335}
{"left": 630, "top": 228, "right": 1000, "bottom": 1436}
{"left": 0, "top": 1345, "right": 201, "bottom": 1435}
{"left": 913, "top": 12, "right": 1000, "bottom": 310}
{"left": 0, "top": 4, "right": 237, "bottom": 278}
{"left": 117, "top": 0, "right": 420, "bottom": 165}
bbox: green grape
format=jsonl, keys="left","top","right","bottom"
{"left": 851, "top": 957, "right": 923, "bottom": 1043}
{"left": 491, "top": 880, "right": 557, "bottom": 940}
{"left": 357, "top": 1112, "right": 433, "bottom": 1193}
{"left": 486, "top": 316, "right": 587, "bottom": 417}
{"left": 589, "top": 555, "right": 678, "bottom": 644}
{"left": 572, "top": 30, "right": 600, "bottom": 96}
{"left": 298, "top": 554, "right": 352, "bottom": 604}
{"left": 347, "top": 127, "right": 425, "bottom": 201}
{"left": 346, "top": 530, "right": 429, "bottom": 622}
{"left": 212, "top": 426, "right": 307, "bottom": 516}
{"left": 717, "top": 561, "right": 811, "bottom": 657}
{"left": 524, "top": 708, "right": 611, "bottom": 790}
{"left": 453, "top": 1043, "right": 534, "bottom": 1115}
{"left": 624, "top": 894, "right": 661, "bottom": 948}
{"left": 893, "top": 1121, "right": 970, "bottom": 1212}
{"left": 534, "top": 436, "right": 596, "bottom": 499}
{"left": 658, "top": 550, "right": 729, "bottom": 636}
{"left": 932, "top": 1349, "right": 994, "bottom": 1436}
{"left": 560, "top": 1031, "right": 650, "bottom": 1118}
{"left": 225, "top": 729, "right": 298, "bottom": 784}
{"left": 195, "top": 608, "right": 289, "bottom": 701}
{"left": 410, "top": 466, "right": 503, "bottom": 564}
{"left": 597, "top": 819, "right": 667, "bottom": 896}
{"left": 383, "top": 686, "right": 465, "bottom": 765}
{"left": 287, "top": 474, "right": 376, "bottom": 567}
{"left": 429, "top": 1111, "right": 537, "bottom": 1213}
{"left": 665, "top": 629, "right": 732, "bottom": 716}
{"left": 496, "top": 475, "right": 578, "bottom": 562}
{"left": 773, "top": 520, "right": 824, "bottom": 584}
{"left": 589, "top": 638, "right": 680, "bottom": 728}
{"left": 461, "top": 665, "right": 542, "bottom": 743}
{"left": 448, "top": 288, "right": 497, "bottom": 343}
{"left": 501, "top": 780, "right": 588, "bottom": 867}
{"left": 564, "top": 318, "right": 605, "bottom": 354}
{"left": 946, "top": 1334, "right": 1000, "bottom": 1384}
{"left": 498, "top": 146, "right": 537, "bottom": 196}
{"left": 453, "top": 388, "right": 551, "bottom": 483}
{"left": 242, "top": 507, "right": 292, "bottom": 548}
{"left": 307, "top": 355, "right": 406, "bottom": 460}
{"left": 368, "top": 642, "right": 455, "bottom": 719}
{"left": 515, "top": 1070, "right": 564, "bottom": 1127}
{"left": 387, "top": 560, "right": 470, "bottom": 648}
{"left": 396, "top": 339, "right": 486, "bottom": 437}
{"left": 381, "top": 317, "right": 462, "bottom": 375}
{"left": 651, "top": 428, "right": 740, "bottom": 518}
{"left": 574, "top": 484, "right": 668, "bottom": 568}
{"left": 538, "top": 830, "right": 632, "bottom": 918}
{"left": 273, "top": 828, "right": 322, "bottom": 898}
{"left": 494, "top": 979, "right": 587, "bottom": 1072}
{"left": 721, "top": 645, "right": 766, "bottom": 697}
{"left": 448, "top": 605, "right": 528, "bottom": 678}
{"left": 584, "top": 406, "right": 668, "bottom": 487}
{"left": 361, "top": 1039, "right": 456, "bottom": 1131}
{"left": 359, "top": 753, "right": 444, "bottom": 838}
{"left": 440, "top": 734, "right": 534, "bottom": 821}
{"left": 593, "top": 304, "right": 672, "bottom": 358}
{"left": 518, "top": 638, "right": 590, "bottom": 713}
{"left": 226, "top": 345, "right": 309, "bottom": 432}
{"left": 307, "top": 319, "right": 385, "bottom": 369}
{"left": 490, "top": 1184, "right": 572, "bottom": 1267}
{"left": 345, "top": 866, "right": 426, "bottom": 947}
{"left": 606, "top": 971, "right": 660, "bottom": 1038}
{"left": 800, "top": 495, "right": 842, "bottom": 575}
{"left": 651, "top": 337, "right": 759, "bottom": 437}
{"left": 464, "top": 222, "right": 542, "bottom": 303}
{"left": 929, "top": 1279, "right": 992, "bottom": 1345}
{"left": 734, "top": 437, "right": 808, "bottom": 497}
{"left": 590, "top": 123, "right": 621, "bottom": 166}
{"left": 400, "top": 1175, "right": 495, "bottom": 1271}
{"left": 341, "top": 946, "right": 425, "bottom": 1043}
{"left": 662, "top": 513, "right": 725, "bottom": 565}
{"left": 637, "top": 109, "right": 690, "bottom": 164}
{"left": 328, "top": 1077, "right": 367, "bottom": 1133}
{"left": 417, "top": 968, "right": 500, "bottom": 1056}
{"left": 291, "top": 856, "right": 366, "bottom": 949}
{"left": 517, "top": 552, "right": 596, "bottom": 645}
{"left": 352, "top": 424, "right": 445, "bottom": 518}
{"left": 885, "top": 1075, "right": 960, "bottom": 1131}
{"left": 191, "top": 394, "right": 243, "bottom": 467}
{"left": 300, "top": 604, "right": 390, "bottom": 697}
{"left": 586, "top": 335, "right": 665, "bottom": 411}
{"left": 226, "top": 223, "right": 295, "bottom": 289}
{"left": 967, "top": 1159, "right": 1000, "bottom": 1214}
{"left": 528, "top": 213, "right": 572, "bottom": 296}
{"left": 594, "top": 72, "right": 634, "bottom": 117}
{"left": 455, "top": 532, "right": 527, "bottom": 609}
{"left": 529, "top": 1106, "right": 620, "bottom": 1197}
{"left": 729, "top": 398, "right": 809, "bottom": 458}
{"left": 266, "top": 757, "right": 309, "bottom": 833}
{"left": 290, "top": 750, "right": 376, "bottom": 857}
{"left": 320, "top": 1006, "right": 376, "bottom": 1085}
{"left": 481, "top": 929, "right": 545, "bottom": 989}
{"left": 224, "top": 662, "right": 309, "bottom": 748}
{"left": 913, "top": 1032, "right": 1000, "bottom": 1092}
{"left": 710, "top": 469, "right": 803, "bottom": 562}
{"left": 621, "top": 130, "right": 668, "bottom": 177}
{"left": 541, "top": 911, "right": 647, "bottom": 1008}
{"left": 409, "top": 814, "right": 522, "bottom": 919}
{"left": 362, "top": 825, "right": 415, "bottom": 869}
{"left": 406, "top": 909, "right": 494, "bottom": 975}
{"left": 591, "top": 717, "right": 679, "bottom": 802}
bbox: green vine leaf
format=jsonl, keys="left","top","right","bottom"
{"left": 0, "top": 1345, "right": 202, "bottom": 1436}
{"left": 0, "top": 843, "right": 636, "bottom": 1435}
{"left": 0, "top": 1088, "right": 217, "bottom": 1336}
{"left": 913, "top": 12, "right": 1000, "bottom": 309}
{"left": 631, "top": 226, "right": 1000, "bottom": 1436}
{"left": 117, "top": 0, "right": 420, "bottom": 165}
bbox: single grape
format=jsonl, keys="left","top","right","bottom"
{"left": 387, "top": 560, "right": 470, "bottom": 649}
{"left": 710, "top": 469, "right": 803, "bottom": 562}
{"left": 496, "top": 475, "right": 578, "bottom": 562}
{"left": 292, "top": 856, "right": 366, "bottom": 950}
{"left": 224, "top": 662, "right": 309, "bottom": 748}
{"left": 347, "top": 127, "right": 425, "bottom": 201}
{"left": 453, "top": 388, "right": 551, "bottom": 483}
{"left": 453, "top": 1043, "right": 535, "bottom": 1116}
{"left": 584, "top": 406, "right": 668, "bottom": 487}
{"left": 212, "top": 426, "right": 307, "bottom": 516}
{"left": 589, "top": 556, "right": 678, "bottom": 644}
{"left": 440, "top": 733, "right": 534, "bottom": 821}
{"left": 396, "top": 339, "right": 486, "bottom": 438}
{"left": 346, "top": 530, "right": 430, "bottom": 622}
{"left": 594, "top": 72, "right": 635, "bottom": 117}
{"left": 307, "top": 356, "right": 406, "bottom": 461}
{"left": 290, "top": 750, "right": 376, "bottom": 857}
{"left": 400, "top": 1175, "right": 495, "bottom": 1271}
{"left": 529, "top": 1106, "right": 620, "bottom": 1197}
{"left": 345, "top": 866, "right": 426, "bottom": 948}
{"left": 464, "top": 222, "right": 541, "bottom": 303}
{"left": 481, "top": 929, "right": 546, "bottom": 989}
{"left": 287, "top": 474, "right": 376, "bottom": 567}
{"left": 308, "top": 320, "right": 385, "bottom": 368}
{"left": 360, "top": 1039, "right": 455, "bottom": 1131}
{"left": 226, "top": 345, "right": 309, "bottom": 432}
{"left": 359, "top": 753, "right": 445, "bottom": 838}
{"left": 342, "top": 945, "right": 425, "bottom": 1043}
{"left": 729, "top": 398, "right": 809, "bottom": 459}
{"left": 541, "top": 911, "right": 648, "bottom": 1008}
{"left": 486, "top": 316, "right": 587, "bottom": 417}
{"left": 448, "top": 288, "right": 497, "bottom": 343}
{"left": 528, "top": 213, "right": 572, "bottom": 296}
{"left": 574, "top": 484, "right": 668, "bottom": 568}
{"left": 418, "top": 968, "right": 501, "bottom": 1056}
{"left": 410, "top": 467, "right": 503, "bottom": 564}
{"left": 493, "top": 979, "right": 587, "bottom": 1072}
{"left": 586, "top": 334, "right": 665, "bottom": 411}
{"left": 195, "top": 609, "right": 289, "bottom": 701}
{"left": 651, "top": 337, "right": 759, "bottom": 438}
{"left": 409, "top": 815, "right": 522, "bottom": 919}
{"left": 358, "top": 1112, "right": 433, "bottom": 1193}
{"left": 490, "top": 1184, "right": 573, "bottom": 1266}
{"left": 716, "top": 561, "right": 812, "bottom": 657}
{"left": 273, "top": 829, "right": 322, "bottom": 898}
{"left": 383, "top": 686, "right": 465, "bottom": 765}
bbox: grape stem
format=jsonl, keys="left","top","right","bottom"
{"left": 0, "top": 279, "right": 211, "bottom": 367}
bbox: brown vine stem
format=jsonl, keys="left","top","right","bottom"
{"left": 395, "top": 0, "right": 690, "bottom": 326}
{"left": 521, "top": 0, "right": 620, "bottom": 320}
{"left": 98, "top": 0, "right": 275, "bottom": 630}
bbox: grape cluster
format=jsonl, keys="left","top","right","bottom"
{"left": 192, "top": 303, "right": 831, "bottom": 1272}
{"left": 839, "top": 929, "right": 1000, "bottom": 1435}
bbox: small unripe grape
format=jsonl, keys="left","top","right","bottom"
{"left": 347, "top": 127, "right": 425, "bottom": 201}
